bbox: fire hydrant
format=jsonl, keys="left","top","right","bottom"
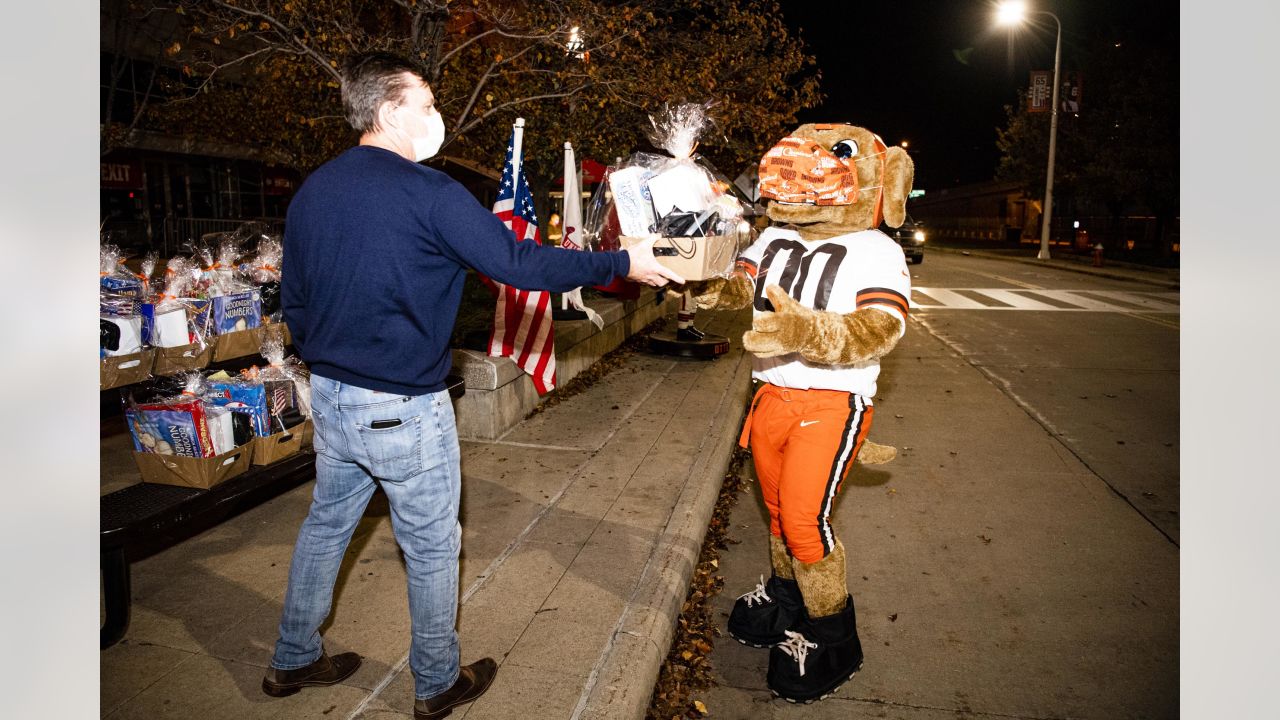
{"left": 1092, "top": 242, "right": 1105, "bottom": 267}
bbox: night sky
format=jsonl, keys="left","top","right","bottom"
{"left": 777, "top": 1, "right": 1178, "bottom": 189}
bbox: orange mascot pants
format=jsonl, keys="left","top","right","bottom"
{"left": 739, "top": 383, "right": 874, "bottom": 564}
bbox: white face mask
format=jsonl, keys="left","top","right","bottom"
{"left": 408, "top": 108, "right": 445, "bottom": 162}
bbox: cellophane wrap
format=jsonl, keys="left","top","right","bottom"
{"left": 212, "top": 234, "right": 252, "bottom": 296}
{"left": 585, "top": 103, "right": 751, "bottom": 280}
{"left": 241, "top": 328, "right": 312, "bottom": 430}
{"left": 189, "top": 230, "right": 263, "bottom": 335}
{"left": 245, "top": 233, "right": 283, "bottom": 321}
{"left": 139, "top": 252, "right": 158, "bottom": 300}
{"left": 151, "top": 256, "right": 209, "bottom": 350}
{"left": 123, "top": 371, "right": 216, "bottom": 458}
{"left": 100, "top": 242, "right": 143, "bottom": 317}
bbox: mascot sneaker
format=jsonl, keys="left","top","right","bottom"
{"left": 728, "top": 574, "right": 803, "bottom": 647}
{"left": 766, "top": 596, "right": 863, "bottom": 703}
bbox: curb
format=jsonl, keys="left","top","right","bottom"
{"left": 929, "top": 245, "right": 1180, "bottom": 290}
{"left": 573, "top": 349, "right": 755, "bottom": 720}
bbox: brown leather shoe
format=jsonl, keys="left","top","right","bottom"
{"left": 413, "top": 658, "right": 498, "bottom": 719}
{"left": 262, "top": 651, "right": 362, "bottom": 697}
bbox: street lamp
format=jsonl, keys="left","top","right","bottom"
{"left": 997, "top": 1, "right": 1062, "bottom": 261}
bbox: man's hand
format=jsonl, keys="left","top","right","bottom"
{"left": 623, "top": 235, "right": 685, "bottom": 287}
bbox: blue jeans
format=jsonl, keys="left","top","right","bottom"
{"left": 271, "top": 373, "right": 462, "bottom": 700}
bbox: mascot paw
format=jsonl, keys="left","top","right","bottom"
{"left": 856, "top": 439, "right": 897, "bottom": 465}
{"left": 691, "top": 278, "right": 727, "bottom": 310}
{"left": 742, "top": 285, "right": 815, "bottom": 358}
{"left": 693, "top": 274, "right": 754, "bottom": 311}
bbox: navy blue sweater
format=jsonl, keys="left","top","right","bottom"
{"left": 282, "top": 145, "right": 630, "bottom": 395}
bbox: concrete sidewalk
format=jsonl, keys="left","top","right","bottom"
{"left": 701, "top": 308, "right": 1178, "bottom": 717}
{"left": 99, "top": 307, "right": 755, "bottom": 720}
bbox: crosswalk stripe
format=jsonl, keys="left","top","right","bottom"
{"left": 909, "top": 288, "right": 988, "bottom": 309}
{"left": 912, "top": 288, "right": 1179, "bottom": 313}
{"left": 968, "top": 289, "right": 1064, "bottom": 310}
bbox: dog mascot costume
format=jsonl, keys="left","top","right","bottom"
{"left": 696, "top": 123, "right": 913, "bottom": 703}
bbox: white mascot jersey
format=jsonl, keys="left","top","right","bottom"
{"left": 738, "top": 226, "right": 911, "bottom": 398}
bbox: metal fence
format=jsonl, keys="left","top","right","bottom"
{"left": 101, "top": 217, "right": 287, "bottom": 257}
{"left": 163, "top": 217, "right": 285, "bottom": 256}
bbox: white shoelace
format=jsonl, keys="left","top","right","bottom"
{"left": 777, "top": 630, "right": 819, "bottom": 677}
{"left": 737, "top": 575, "right": 772, "bottom": 608}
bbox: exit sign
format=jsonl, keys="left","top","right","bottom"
{"left": 908, "top": 189, "right": 926, "bottom": 199}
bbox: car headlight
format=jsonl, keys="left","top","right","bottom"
{"left": 913, "top": 231, "right": 925, "bottom": 242}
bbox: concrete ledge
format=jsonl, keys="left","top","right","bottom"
{"left": 452, "top": 289, "right": 680, "bottom": 440}
{"left": 574, "top": 346, "right": 754, "bottom": 720}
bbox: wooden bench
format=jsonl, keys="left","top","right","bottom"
{"left": 100, "top": 375, "right": 464, "bottom": 649}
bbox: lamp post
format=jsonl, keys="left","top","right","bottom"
{"left": 998, "top": 1, "right": 1062, "bottom": 261}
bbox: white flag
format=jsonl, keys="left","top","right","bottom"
{"left": 561, "top": 141, "right": 604, "bottom": 329}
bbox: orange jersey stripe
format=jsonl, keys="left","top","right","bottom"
{"left": 857, "top": 287, "right": 909, "bottom": 316}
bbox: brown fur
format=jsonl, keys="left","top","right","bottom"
{"left": 693, "top": 272, "right": 755, "bottom": 311}
{"left": 742, "top": 285, "right": 902, "bottom": 364}
{"left": 855, "top": 439, "right": 897, "bottom": 464}
{"left": 792, "top": 538, "right": 848, "bottom": 618}
{"left": 764, "top": 124, "right": 914, "bottom": 234}
{"left": 770, "top": 533, "right": 795, "bottom": 580}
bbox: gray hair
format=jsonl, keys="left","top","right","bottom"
{"left": 339, "top": 52, "right": 427, "bottom": 134}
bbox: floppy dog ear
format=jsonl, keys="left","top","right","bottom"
{"left": 880, "top": 147, "right": 915, "bottom": 228}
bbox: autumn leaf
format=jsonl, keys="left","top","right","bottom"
{"left": 166, "top": 41, "right": 182, "bottom": 56}
{"left": 693, "top": 699, "right": 708, "bottom": 715}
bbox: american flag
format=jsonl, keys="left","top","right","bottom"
{"left": 486, "top": 128, "right": 556, "bottom": 394}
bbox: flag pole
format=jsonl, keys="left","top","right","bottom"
{"left": 562, "top": 140, "right": 572, "bottom": 312}
{"left": 556, "top": 140, "right": 602, "bottom": 327}
{"left": 511, "top": 118, "right": 525, "bottom": 196}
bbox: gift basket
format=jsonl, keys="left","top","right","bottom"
{"left": 197, "top": 231, "right": 266, "bottom": 361}
{"left": 100, "top": 243, "right": 145, "bottom": 358}
{"left": 122, "top": 371, "right": 253, "bottom": 487}
{"left": 121, "top": 326, "right": 314, "bottom": 484}
{"left": 583, "top": 103, "right": 753, "bottom": 281}
{"left": 241, "top": 230, "right": 283, "bottom": 324}
{"left": 236, "top": 328, "right": 313, "bottom": 463}
{"left": 100, "top": 242, "right": 157, "bottom": 389}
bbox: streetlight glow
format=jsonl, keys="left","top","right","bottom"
{"left": 994, "top": 1, "right": 1062, "bottom": 261}
{"left": 996, "top": 1, "right": 1027, "bottom": 26}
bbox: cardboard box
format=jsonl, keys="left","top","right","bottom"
{"left": 622, "top": 233, "right": 737, "bottom": 282}
{"left": 152, "top": 341, "right": 214, "bottom": 376}
{"left": 133, "top": 445, "right": 252, "bottom": 489}
{"left": 251, "top": 419, "right": 312, "bottom": 466}
{"left": 100, "top": 349, "right": 155, "bottom": 390}
{"left": 212, "top": 326, "right": 266, "bottom": 362}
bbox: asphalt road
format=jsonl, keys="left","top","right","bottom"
{"left": 905, "top": 251, "right": 1180, "bottom": 544}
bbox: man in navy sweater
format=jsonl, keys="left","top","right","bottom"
{"left": 263, "top": 52, "right": 681, "bottom": 719}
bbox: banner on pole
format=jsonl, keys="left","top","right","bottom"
{"left": 1028, "top": 71, "right": 1052, "bottom": 113}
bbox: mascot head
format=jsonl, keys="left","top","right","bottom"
{"left": 758, "top": 123, "right": 914, "bottom": 239}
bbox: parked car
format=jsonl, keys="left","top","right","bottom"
{"left": 883, "top": 214, "right": 925, "bottom": 264}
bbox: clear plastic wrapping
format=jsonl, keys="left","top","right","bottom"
{"left": 584, "top": 103, "right": 752, "bottom": 281}
{"left": 124, "top": 372, "right": 217, "bottom": 458}
{"left": 241, "top": 329, "right": 311, "bottom": 432}
{"left": 244, "top": 234, "right": 283, "bottom": 321}
{"left": 100, "top": 243, "right": 143, "bottom": 318}
{"left": 145, "top": 256, "right": 208, "bottom": 350}
{"left": 138, "top": 252, "right": 158, "bottom": 300}
{"left": 100, "top": 242, "right": 146, "bottom": 359}
{"left": 179, "top": 232, "right": 263, "bottom": 337}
